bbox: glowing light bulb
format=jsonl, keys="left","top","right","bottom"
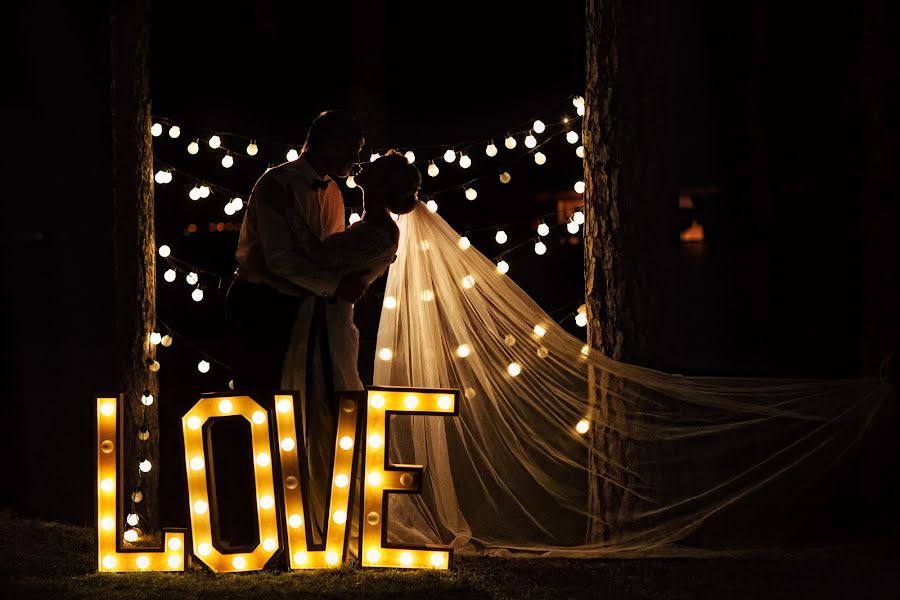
{"left": 369, "top": 152, "right": 380, "bottom": 162}
{"left": 168, "top": 537, "right": 182, "bottom": 551}
{"left": 251, "top": 411, "right": 266, "bottom": 425}
{"left": 187, "top": 141, "right": 199, "bottom": 155}
{"left": 326, "top": 551, "right": 339, "bottom": 565}
{"left": 191, "top": 288, "right": 204, "bottom": 302}
{"left": 576, "top": 145, "right": 585, "bottom": 158}
{"left": 533, "top": 119, "right": 546, "bottom": 134}
{"left": 567, "top": 130, "right": 579, "bottom": 144}
{"left": 246, "top": 141, "right": 258, "bottom": 156}
{"left": 427, "top": 162, "right": 439, "bottom": 177}
{"left": 149, "top": 360, "right": 160, "bottom": 372}
{"left": 426, "top": 199, "right": 438, "bottom": 212}
{"left": 567, "top": 220, "right": 580, "bottom": 234}
{"left": 348, "top": 212, "right": 361, "bottom": 225}
{"left": 525, "top": 133, "right": 537, "bottom": 148}
{"left": 224, "top": 203, "right": 236, "bottom": 216}
{"left": 534, "top": 324, "right": 547, "bottom": 337}
{"left": 101, "top": 516, "right": 115, "bottom": 530}
{"left": 100, "top": 478, "right": 114, "bottom": 492}
{"left": 197, "top": 543, "right": 212, "bottom": 557}
{"left": 339, "top": 436, "right": 354, "bottom": 451}
{"left": 335, "top": 473, "right": 349, "bottom": 488}
{"left": 537, "top": 223, "right": 551, "bottom": 239}
{"left": 431, "top": 553, "right": 445, "bottom": 567}
{"left": 162, "top": 268, "right": 176, "bottom": 283}
{"left": 102, "top": 555, "right": 116, "bottom": 569}
{"left": 462, "top": 275, "right": 475, "bottom": 289}
{"left": 218, "top": 399, "right": 233, "bottom": 413}
{"left": 277, "top": 398, "right": 292, "bottom": 413}
{"left": 404, "top": 395, "right": 419, "bottom": 409}
{"left": 232, "top": 556, "right": 246, "bottom": 570}
{"left": 534, "top": 152, "right": 547, "bottom": 165}
{"left": 294, "top": 552, "right": 308, "bottom": 565}
{"left": 367, "top": 549, "right": 380, "bottom": 563}
{"left": 443, "top": 148, "right": 456, "bottom": 163}
{"left": 151, "top": 123, "right": 162, "bottom": 137}
{"left": 573, "top": 210, "right": 585, "bottom": 224}
{"left": 155, "top": 170, "right": 169, "bottom": 184}
{"left": 185, "top": 272, "right": 197, "bottom": 285}
{"left": 456, "top": 344, "right": 471, "bottom": 358}
{"left": 438, "top": 395, "right": 453, "bottom": 410}
{"left": 404, "top": 150, "right": 416, "bottom": 163}
{"left": 573, "top": 95, "right": 585, "bottom": 108}
{"left": 577, "top": 104, "right": 585, "bottom": 116}
{"left": 280, "top": 437, "right": 295, "bottom": 452}
{"left": 198, "top": 185, "right": 211, "bottom": 198}
{"left": 504, "top": 135, "right": 516, "bottom": 150}
{"left": 507, "top": 362, "right": 522, "bottom": 377}
{"left": 368, "top": 433, "right": 383, "bottom": 448}
{"left": 370, "top": 394, "right": 385, "bottom": 408}
{"left": 286, "top": 149, "right": 299, "bottom": 162}
{"left": 141, "top": 391, "right": 154, "bottom": 405}
{"left": 379, "top": 348, "right": 393, "bottom": 361}
{"left": 127, "top": 513, "right": 139, "bottom": 527}
{"left": 197, "top": 360, "right": 210, "bottom": 373}
{"left": 458, "top": 236, "right": 471, "bottom": 250}
{"left": 576, "top": 419, "right": 590, "bottom": 434}
{"left": 495, "top": 230, "right": 508, "bottom": 244}
{"left": 136, "top": 555, "right": 150, "bottom": 569}
{"left": 139, "top": 459, "right": 152, "bottom": 472}
{"left": 486, "top": 142, "right": 498, "bottom": 157}
{"left": 189, "top": 186, "right": 202, "bottom": 201}
{"left": 190, "top": 457, "right": 204, "bottom": 471}
{"left": 221, "top": 154, "right": 234, "bottom": 168}
{"left": 367, "top": 471, "right": 382, "bottom": 487}
{"left": 260, "top": 495, "right": 274, "bottom": 509}
{"left": 574, "top": 181, "right": 585, "bottom": 194}
{"left": 256, "top": 452, "right": 270, "bottom": 467}
{"left": 288, "top": 514, "right": 303, "bottom": 528}
{"left": 208, "top": 135, "right": 221, "bottom": 149}
{"left": 459, "top": 154, "right": 472, "bottom": 169}
{"left": 263, "top": 538, "right": 277, "bottom": 552}
{"left": 231, "top": 197, "right": 243, "bottom": 211}
{"left": 576, "top": 313, "right": 588, "bottom": 327}
{"left": 149, "top": 331, "right": 162, "bottom": 346}
{"left": 400, "top": 552, "right": 413, "bottom": 566}
{"left": 465, "top": 187, "right": 477, "bottom": 200}
{"left": 500, "top": 171, "right": 511, "bottom": 184}
{"left": 496, "top": 260, "right": 509, "bottom": 274}
{"left": 161, "top": 334, "right": 172, "bottom": 347}
{"left": 535, "top": 241, "right": 547, "bottom": 255}
{"left": 345, "top": 175, "right": 357, "bottom": 189}
{"left": 167, "top": 554, "right": 181, "bottom": 569}
{"left": 187, "top": 416, "right": 202, "bottom": 430}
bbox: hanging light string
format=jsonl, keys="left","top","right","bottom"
{"left": 156, "top": 318, "right": 233, "bottom": 374}
{"left": 151, "top": 95, "right": 584, "bottom": 167}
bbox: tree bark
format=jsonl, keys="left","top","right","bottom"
{"left": 110, "top": 0, "right": 159, "bottom": 541}
{"left": 583, "top": 0, "right": 677, "bottom": 542}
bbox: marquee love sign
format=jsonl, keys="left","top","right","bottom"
{"left": 95, "top": 386, "right": 459, "bottom": 573}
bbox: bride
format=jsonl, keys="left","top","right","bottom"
{"left": 281, "top": 150, "right": 420, "bottom": 541}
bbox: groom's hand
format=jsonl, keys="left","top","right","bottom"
{"left": 334, "top": 270, "right": 368, "bottom": 302}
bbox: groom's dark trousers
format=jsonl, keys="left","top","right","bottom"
{"left": 226, "top": 275, "right": 303, "bottom": 392}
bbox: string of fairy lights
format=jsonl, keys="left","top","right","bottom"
{"left": 127, "top": 95, "right": 588, "bottom": 543}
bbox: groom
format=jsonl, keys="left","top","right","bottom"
{"left": 227, "top": 109, "right": 366, "bottom": 395}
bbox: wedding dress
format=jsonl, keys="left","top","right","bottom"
{"left": 367, "top": 202, "right": 889, "bottom": 556}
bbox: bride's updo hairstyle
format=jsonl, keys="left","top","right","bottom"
{"left": 366, "top": 150, "right": 421, "bottom": 215}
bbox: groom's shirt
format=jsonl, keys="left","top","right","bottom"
{"left": 235, "top": 156, "right": 346, "bottom": 298}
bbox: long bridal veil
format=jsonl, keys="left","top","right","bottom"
{"left": 371, "top": 202, "right": 889, "bottom": 556}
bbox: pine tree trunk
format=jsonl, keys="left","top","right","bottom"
{"left": 583, "top": 0, "right": 677, "bottom": 542}
{"left": 110, "top": 0, "right": 159, "bottom": 541}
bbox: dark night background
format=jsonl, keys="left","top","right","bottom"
{"left": 2, "top": 0, "right": 897, "bottom": 547}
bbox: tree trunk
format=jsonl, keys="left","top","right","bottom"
{"left": 110, "top": 0, "right": 159, "bottom": 541}
{"left": 583, "top": 0, "right": 677, "bottom": 542}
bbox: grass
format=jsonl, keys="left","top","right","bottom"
{"left": 2, "top": 511, "right": 898, "bottom": 599}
